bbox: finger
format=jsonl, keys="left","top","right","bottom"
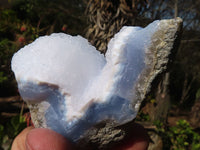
{"left": 113, "top": 123, "right": 149, "bottom": 150}
{"left": 25, "top": 128, "right": 73, "bottom": 150}
{"left": 11, "top": 127, "right": 34, "bottom": 150}
{"left": 121, "top": 123, "right": 149, "bottom": 150}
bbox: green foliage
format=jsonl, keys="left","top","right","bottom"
{"left": 154, "top": 120, "right": 165, "bottom": 133}
{"left": 0, "top": 101, "right": 27, "bottom": 149}
{"left": 0, "top": 72, "right": 7, "bottom": 84}
{"left": 6, "top": 115, "right": 27, "bottom": 139}
{"left": 136, "top": 112, "right": 150, "bottom": 121}
{"left": 0, "top": 39, "right": 17, "bottom": 73}
{"left": 196, "top": 88, "right": 200, "bottom": 100}
{"left": 155, "top": 120, "right": 200, "bottom": 150}
{"left": 169, "top": 120, "right": 193, "bottom": 150}
{"left": 0, "top": 125, "right": 4, "bottom": 146}
{"left": 0, "top": 114, "right": 26, "bottom": 149}
{"left": 192, "top": 132, "right": 200, "bottom": 150}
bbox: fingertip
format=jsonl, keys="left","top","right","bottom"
{"left": 11, "top": 127, "right": 34, "bottom": 150}
{"left": 26, "top": 128, "right": 73, "bottom": 150}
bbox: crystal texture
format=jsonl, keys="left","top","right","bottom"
{"left": 11, "top": 18, "right": 182, "bottom": 142}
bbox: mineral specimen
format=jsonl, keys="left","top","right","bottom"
{"left": 11, "top": 18, "right": 182, "bottom": 148}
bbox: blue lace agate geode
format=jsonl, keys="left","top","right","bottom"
{"left": 11, "top": 18, "right": 182, "bottom": 143}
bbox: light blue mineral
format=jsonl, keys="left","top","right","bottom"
{"left": 11, "top": 18, "right": 182, "bottom": 142}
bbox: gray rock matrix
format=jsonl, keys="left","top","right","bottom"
{"left": 76, "top": 18, "right": 182, "bottom": 149}
{"left": 18, "top": 18, "right": 182, "bottom": 149}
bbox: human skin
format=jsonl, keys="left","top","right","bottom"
{"left": 11, "top": 123, "right": 149, "bottom": 150}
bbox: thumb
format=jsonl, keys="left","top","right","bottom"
{"left": 26, "top": 128, "right": 73, "bottom": 150}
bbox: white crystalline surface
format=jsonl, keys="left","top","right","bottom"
{"left": 12, "top": 34, "right": 106, "bottom": 120}
{"left": 11, "top": 20, "right": 159, "bottom": 140}
{"left": 12, "top": 34, "right": 105, "bottom": 102}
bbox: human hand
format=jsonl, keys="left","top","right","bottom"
{"left": 11, "top": 123, "right": 149, "bottom": 150}
{"left": 11, "top": 127, "right": 73, "bottom": 150}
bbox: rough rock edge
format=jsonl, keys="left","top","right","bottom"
{"left": 26, "top": 18, "right": 182, "bottom": 149}
{"left": 27, "top": 101, "right": 49, "bottom": 128}
{"left": 135, "top": 17, "right": 183, "bottom": 109}
{"left": 75, "top": 18, "right": 183, "bottom": 150}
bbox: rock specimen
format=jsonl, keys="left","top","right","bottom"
{"left": 11, "top": 18, "right": 182, "bottom": 149}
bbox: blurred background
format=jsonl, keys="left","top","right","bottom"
{"left": 0, "top": 0, "right": 200, "bottom": 149}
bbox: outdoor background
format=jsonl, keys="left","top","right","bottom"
{"left": 0, "top": 0, "right": 200, "bottom": 149}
